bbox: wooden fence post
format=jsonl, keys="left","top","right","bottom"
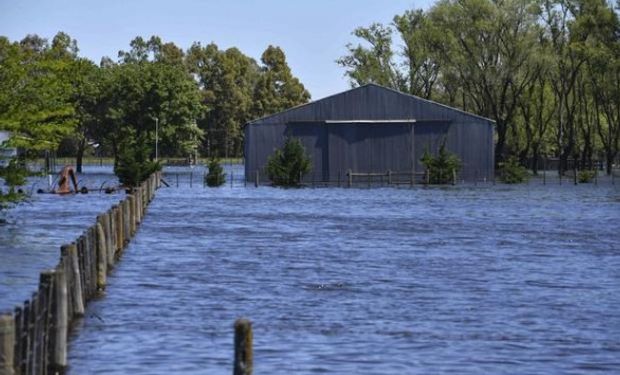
{"left": 233, "top": 319, "right": 253, "bottom": 375}
{"left": 39, "top": 270, "right": 54, "bottom": 373}
{"left": 51, "top": 268, "right": 67, "bottom": 371}
{"left": 123, "top": 199, "right": 130, "bottom": 246}
{"left": 96, "top": 222, "right": 107, "bottom": 290}
{"left": 115, "top": 204, "right": 124, "bottom": 253}
{"left": 105, "top": 211, "right": 115, "bottom": 269}
{"left": 61, "top": 244, "right": 84, "bottom": 317}
{"left": 0, "top": 312, "right": 15, "bottom": 375}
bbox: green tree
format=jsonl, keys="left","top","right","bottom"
{"left": 98, "top": 39, "right": 204, "bottom": 166}
{"left": 205, "top": 158, "right": 226, "bottom": 187}
{"left": 252, "top": 46, "right": 310, "bottom": 116}
{"left": 186, "top": 43, "right": 259, "bottom": 157}
{"left": 420, "top": 142, "right": 461, "bottom": 184}
{"left": 427, "top": 0, "right": 540, "bottom": 165}
{"left": 0, "top": 34, "right": 77, "bottom": 155}
{"left": 336, "top": 23, "right": 400, "bottom": 89}
{"left": 266, "top": 137, "right": 312, "bottom": 187}
{"left": 114, "top": 132, "right": 161, "bottom": 188}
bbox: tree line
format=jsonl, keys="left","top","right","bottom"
{"left": 0, "top": 33, "right": 310, "bottom": 172}
{"left": 338, "top": 0, "right": 620, "bottom": 174}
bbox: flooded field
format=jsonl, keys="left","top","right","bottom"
{"left": 0, "top": 166, "right": 124, "bottom": 307}
{"left": 49, "top": 166, "right": 620, "bottom": 374}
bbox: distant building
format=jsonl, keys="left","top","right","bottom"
{"left": 0, "top": 131, "right": 17, "bottom": 167}
{"left": 244, "top": 84, "right": 494, "bottom": 183}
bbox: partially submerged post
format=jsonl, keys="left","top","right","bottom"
{"left": 96, "top": 222, "right": 107, "bottom": 290}
{"left": 52, "top": 268, "right": 68, "bottom": 371}
{"left": 233, "top": 318, "right": 253, "bottom": 375}
{"left": 0, "top": 312, "right": 15, "bottom": 375}
{"left": 61, "top": 244, "right": 84, "bottom": 317}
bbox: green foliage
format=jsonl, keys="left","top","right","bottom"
{"left": 420, "top": 142, "right": 461, "bottom": 184}
{"left": 205, "top": 158, "right": 226, "bottom": 187}
{"left": 252, "top": 46, "right": 311, "bottom": 117}
{"left": 114, "top": 136, "right": 161, "bottom": 188}
{"left": 339, "top": 0, "right": 620, "bottom": 174}
{"left": 499, "top": 156, "right": 529, "bottom": 184}
{"left": 0, "top": 34, "right": 78, "bottom": 155}
{"left": 266, "top": 137, "right": 312, "bottom": 187}
{"left": 0, "top": 189, "right": 26, "bottom": 210}
{"left": 0, "top": 159, "right": 28, "bottom": 209}
{"left": 0, "top": 159, "right": 28, "bottom": 188}
{"left": 577, "top": 170, "right": 596, "bottom": 183}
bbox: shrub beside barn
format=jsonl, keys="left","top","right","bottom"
{"left": 244, "top": 84, "right": 494, "bottom": 184}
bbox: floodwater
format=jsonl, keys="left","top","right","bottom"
{"left": 2, "top": 165, "right": 620, "bottom": 374}
{"left": 0, "top": 166, "right": 124, "bottom": 307}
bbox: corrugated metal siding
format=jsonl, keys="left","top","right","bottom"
{"left": 327, "top": 123, "right": 413, "bottom": 180}
{"left": 245, "top": 84, "right": 495, "bottom": 183}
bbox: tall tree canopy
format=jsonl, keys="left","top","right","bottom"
{"left": 339, "top": 0, "right": 620, "bottom": 173}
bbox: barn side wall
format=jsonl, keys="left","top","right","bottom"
{"left": 245, "top": 120, "right": 495, "bottom": 184}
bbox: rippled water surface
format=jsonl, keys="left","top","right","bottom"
{"left": 3, "top": 166, "right": 620, "bottom": 374}
{"left": 0, "top": 166, "right": 123, "bottom": 307}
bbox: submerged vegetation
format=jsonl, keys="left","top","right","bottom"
{"left": 266, "top": 137, "right": 312, "bottom": 187}
{"left": 205, "top": 158, "right": 226, "bottom": 187}
{"left": 420, "top": 142, "right": 461, "bottom": 184}
{"left": 114, "top": 137, "right": 161, "bottom": 188}
{"left": 499, "top": 156, "right": 530, "bottom": 184}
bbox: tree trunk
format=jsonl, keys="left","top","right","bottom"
{"left": 531, "top": 145, "right": 540, "bottom": 175}
{"left": 495, "top": 121, "right": 507, "bottom": 167}
{"left": 606, "top": 150, "right": 615, "bottom": 175}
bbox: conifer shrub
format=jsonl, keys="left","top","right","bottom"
{"left": 577, "top": 169, "right": 596, "bottom": 183}
{"left": 266, "top": 137, "right": 311, "bottom": 187}
{"left": 420, "top": 142, "right": 461, "bottom": 184}
{"left": 0, "top": 159, "right": 28, "bottom": 209}
{"left": 114, "top": 138, "right": 161, "bottom": 188}
{"left": 499, "top": 156, "right": 529, "bottom": 184}
{"left": 205, "top": 158, "right": 226, "bottom": 187}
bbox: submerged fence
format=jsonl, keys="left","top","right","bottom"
{"left": 0, "top": 172, "right": 161, "bottom": 375}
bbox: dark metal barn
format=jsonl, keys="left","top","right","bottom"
{"left": 244, "top": 84, "right": 494, "bottom": 184}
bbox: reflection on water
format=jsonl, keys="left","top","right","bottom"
{"left": 3, "top": 165, "right": 620, "bottom": 374}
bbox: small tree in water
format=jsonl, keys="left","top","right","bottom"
{"left": 420, "top": 142, "right": 461, "bottom": 184}
{"left": 266, "top": 137, "right": 312, "bottom": 187}
{"left": 0, "top": 158, "right": 28, "bottom": 210}
{"left": 205, "top": 158, "right": 226, "bottom": 187}
{"left": 114, "top": 136, "right": 161, "bottom": 188}
{"left": 499, "top": 156, "right": 529, "bottom": 184}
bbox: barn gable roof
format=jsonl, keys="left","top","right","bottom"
{"left": 247, "top": 83, "right": 494, "bottom": 126}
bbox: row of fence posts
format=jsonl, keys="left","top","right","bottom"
{"left": 0, "top": 172, "right": 161, "bottom": 375}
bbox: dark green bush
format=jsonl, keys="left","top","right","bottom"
{"left": 114, "top": 138, "right": 161, "bottom": 188}
{"left": 499, "top": 156, "right": 529, "bottom": 184}
{"left": 420, "top": 142, "right": 461, "bottom": 184}
{"left": 266, "top": 137, "right": 312, "bottom": 187}
{"left": 577, "top": 169, "right": 596, "bottom": 183}
{"left": 0, "top": 158, "right": 28, "bottom": 209}
{"left": 205, "top": 158, "right": 226, "bottom": 187}
{"left": 0, "top": 159, "right": 28, "bottom": 188}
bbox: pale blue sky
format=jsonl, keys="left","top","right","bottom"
{"left": 0, "top": 0, "right": 432, "bottom": 99}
